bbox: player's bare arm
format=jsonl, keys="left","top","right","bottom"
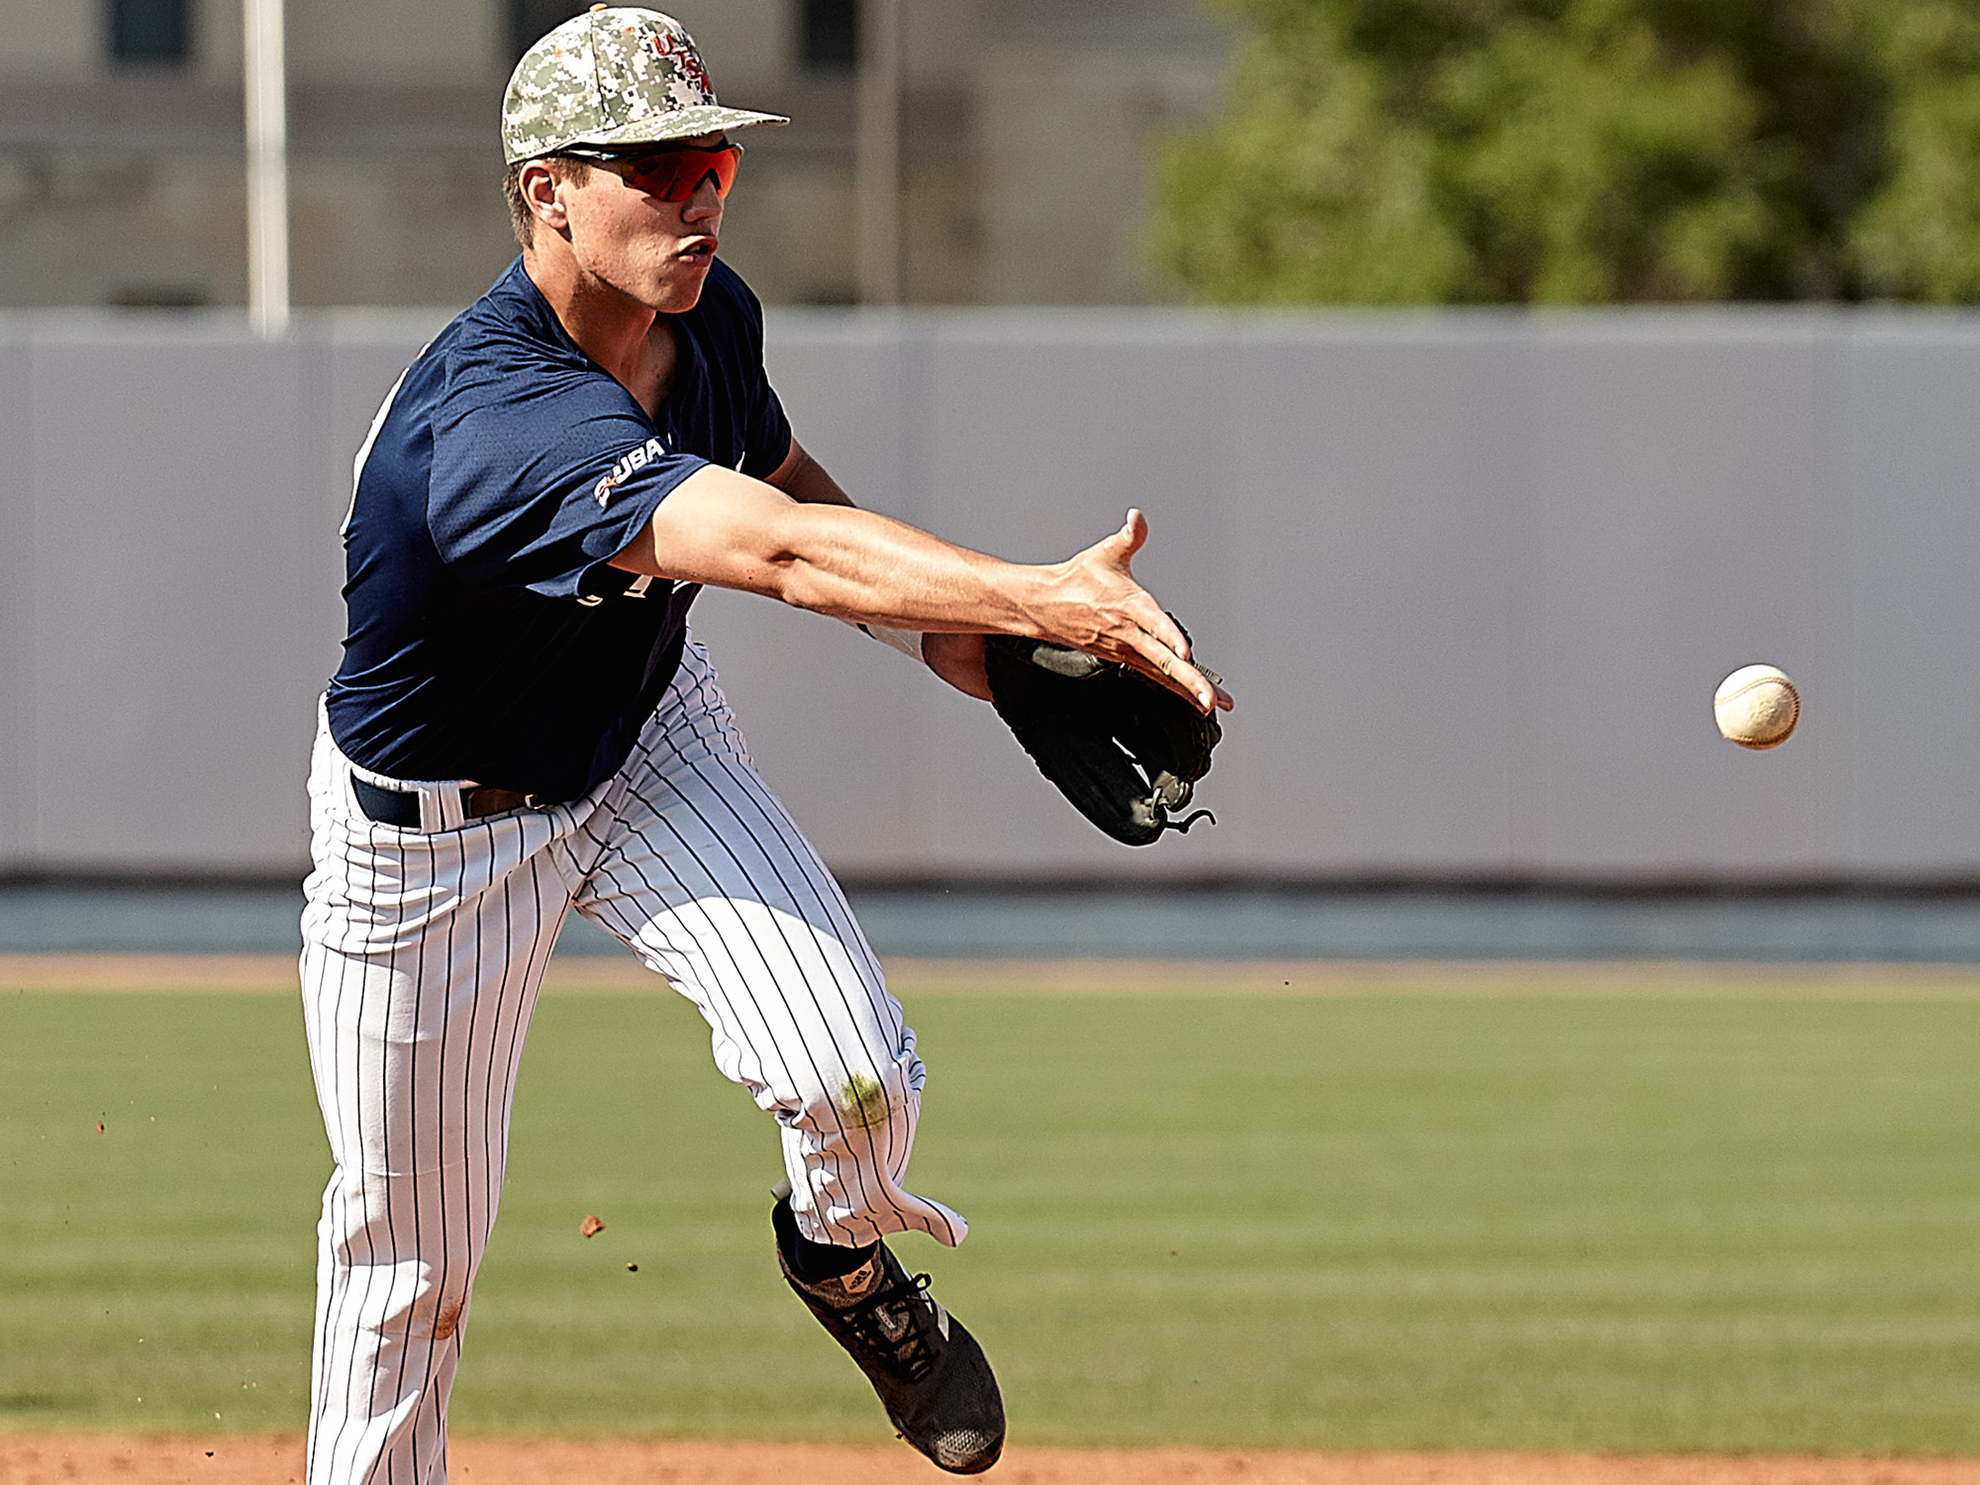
{"left": 609, "top": 464, "right": 1232, "bottom": 714}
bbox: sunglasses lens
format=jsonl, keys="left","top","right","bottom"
{"left": 623, "top": 145, "right": 739, "bottom": 200}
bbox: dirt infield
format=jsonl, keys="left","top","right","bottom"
{"left": 9, "top": 1436, "right": 1980, "bottom": 1485}
{"left": 11, "top": 952, "right": 1980, "bottom": 998}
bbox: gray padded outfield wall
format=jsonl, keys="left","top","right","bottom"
{"left": 0, "top": 308, "right": 1975, "bottom": 882}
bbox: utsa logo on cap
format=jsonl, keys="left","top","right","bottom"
{"left": 503, "top": 6, "right": 789, "bottom": 165}
{"left": 594, "top": 436, "right": 669, "bottom": 506}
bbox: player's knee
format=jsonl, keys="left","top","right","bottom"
{"left": 321, "top": 1172, "right": 487, "bottom": 1344}
{"left": 809, "top": 1046, "right": 921, "bottom": 1143}
{"left": 406, "top": 1284, "right": 471, "bottom": 1344}
{"left": 350, "top": 1265, "right": 475, "bottom": 1345}
{"left": 830, "top": 1067, "right": 901, "bottom": 1135}
{"left": 788, "top": 1053, "right": 926, "bottom": 1224}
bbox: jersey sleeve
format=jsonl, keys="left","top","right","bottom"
{"left": 426, "top": 330, "right": 706, "bottom": 603}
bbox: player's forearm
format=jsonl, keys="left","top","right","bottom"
{"left": 920, "top": 632, "right": 993, "bottom": 700}
{"left": 737, "top": 501, "right": 1052, "bottom": 634}
{"left": 767, "top": 440, "right": 855, "bottom": 508}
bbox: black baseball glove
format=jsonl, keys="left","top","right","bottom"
{"left": 982, "top": 632, "right": 1222, "bottom": 847}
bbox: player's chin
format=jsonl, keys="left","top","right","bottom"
{"left": 651, "top": 253, "right": 714, "bottom": 310}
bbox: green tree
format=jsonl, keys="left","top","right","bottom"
{"left": 1848, "top": 2, "right": 1980, "bottom": 299}
{"left": 1152, "top": 0, "right": 1980, "bottom": 303}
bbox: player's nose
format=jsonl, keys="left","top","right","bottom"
{"left": 683, "top": 173, "right": 724, "bottom": 221}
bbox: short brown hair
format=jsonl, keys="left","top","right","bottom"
{"left": 503, "top": 156, "right": 591, "bottom": 248}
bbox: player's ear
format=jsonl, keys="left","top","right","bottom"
{"left": 519, "top": 159, "right": 571, "bottom": 236}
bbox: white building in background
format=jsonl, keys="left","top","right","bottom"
{"left": 0, "top": 0, "right": 1226, "bottom": 309}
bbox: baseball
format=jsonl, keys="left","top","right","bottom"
{"left": 1714, "top": 664, "right": 1799, "bottom": 749}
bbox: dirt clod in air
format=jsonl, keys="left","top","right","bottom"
{"left": 579, "top": 1215, "right": 605, "bottom": 1238}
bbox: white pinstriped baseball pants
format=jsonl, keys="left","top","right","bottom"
{"left": 298, "top": 638, "right": 965, "bottom": 1485}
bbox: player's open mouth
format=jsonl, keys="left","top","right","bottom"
{"left": 679, "top": 238, "right": 717, "bottom": 264}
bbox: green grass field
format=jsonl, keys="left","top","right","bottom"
{"left": 5, "top": 982, "right": 1980, "bottom": 1451}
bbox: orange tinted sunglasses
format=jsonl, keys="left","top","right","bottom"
{"left": 559, "top": 141, "right": 743, "bottom": 201}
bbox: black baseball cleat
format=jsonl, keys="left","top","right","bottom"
{"left": 773, "top": 1195, "right": 1005, "bottom": 1474}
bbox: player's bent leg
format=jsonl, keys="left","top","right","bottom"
{"left": 567, "top": 643, "right": 1002, "bottom": 1472}
{"left": 299, "top": 721, "right": 578, "bottom": 1485}
{"left": 571, "top": 641, "right": 965, "bottom": 1249}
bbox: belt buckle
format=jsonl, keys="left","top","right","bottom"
{"left": 461, "top": 785, "right": 531, "bottom": 818}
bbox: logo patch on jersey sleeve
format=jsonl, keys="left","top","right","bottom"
{"left": 593, "top": 436, "right": 669, "bottom": 506}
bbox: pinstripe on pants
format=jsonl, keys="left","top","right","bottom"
{"left": 298, "top": 636, "right": 964, "bottom": 1485}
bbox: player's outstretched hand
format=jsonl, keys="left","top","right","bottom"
{"left": 1043, "top": 510, "right": 1234, "bottom": 716}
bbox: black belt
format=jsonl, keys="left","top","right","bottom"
{"left": 350, "top": 776, "right": 533, "bottom": 829}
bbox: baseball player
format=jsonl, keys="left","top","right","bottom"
{"left": 298, "top": 9, "right": 1231, "bottom": 1483}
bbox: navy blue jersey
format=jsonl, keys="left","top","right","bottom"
{"left": 325, "top": 256, "right": 791, "bottom": 801}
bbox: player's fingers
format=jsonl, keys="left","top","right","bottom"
{"left": 1117, "top": 589, "right": 1190, "bottom": 663}
{"left": 1155, "top": 658, "right": 1230, "bottom": 714}
{"left": 1117, "top": 633, "right": 1227, "bottom": 714}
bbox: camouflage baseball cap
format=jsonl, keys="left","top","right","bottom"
{"left": 502, "top": 6, "right": 788, "bottom": 165}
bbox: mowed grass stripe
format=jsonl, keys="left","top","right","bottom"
{"left": 2, "top": 989, "right": 1978, "bottom": 1450}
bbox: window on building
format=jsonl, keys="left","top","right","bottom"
{"left": 510, "top": 0, "right": 590, "bottom": 62}
{"left": 108, "top": 0, "right": 188, "bottom": 64}
{"left": 799, "top": 0, "right": 858, "bottom": 70}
